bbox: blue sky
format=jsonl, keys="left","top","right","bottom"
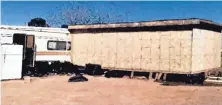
{"left": 1, "top": 1, "right": 222, "bottom": 27}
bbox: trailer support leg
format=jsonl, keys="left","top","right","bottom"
{"left": 154, "top": 73, "right": 159, "bottom": 81}
{"left": 163, "top": 73, "right": 167, "bottom": 81}
{"left": 130, "top": 71, "right": 134, "bottom": 78}
{"left": 157, "top": 73, "right": 163, "bottom": 81}
{"left": 204, "top": 71, "right": 209, "bottom": 79}
{"left": 149, "top": 72, "right": 153, "bottom": 80}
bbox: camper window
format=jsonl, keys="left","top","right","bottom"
{"left": 48, "top": 41, "right": 57, "bottom": 49}
{"left": 47, "top": 41, "right": 67, "bottom": 50}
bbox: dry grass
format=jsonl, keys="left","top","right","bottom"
{"left": 2, "top": 75, "right": 222, "bottom": 105}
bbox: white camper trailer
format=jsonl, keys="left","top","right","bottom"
{"left": 1, "top": 25, "right": 71, "bottom": 75}
{"left": 0, "top": 25, "right": 71, "bottom": 62}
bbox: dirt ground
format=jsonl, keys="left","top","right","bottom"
{"left": 2, "top": 75, "right": 222, "bottom": 105}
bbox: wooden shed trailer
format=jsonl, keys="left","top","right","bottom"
{"left": 68, "top": 18, "right": 222, "bottom": 76}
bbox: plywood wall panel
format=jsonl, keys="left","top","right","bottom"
{"left": 108, "top": 33, "right": 117, "bottom": 68}
{"left": 101, "top": 33, "right": 111, "bottom": 67}
{"left": 124, "top": 33, "right": 133, "bottom": 69}
{"left": 160, "top": 34, "right": 170, "bottom": 59}
{"left": 131, "top": 32, "right": 141, "bottom": 70}
{"left": 71, "top": 29, "right": 220, "bottom": 74}
{"left": 87, "top": 35, "right": 95, "bottom": 58}
{"left": 160, "top": 59, "right": 170, "bottom": 71}
{"left": 132, "top": 58, "right": 141, "bottom": 70}
{"left": 71, "top": 34, "right": 88, "bottom": 65}
{"left": 180, "top": 58, "right": 191, "bottom": 73}
{"left": 180, "top": 31, "right": 192, "bottom": 40}
{"left": 170, "top": 55, "right": 181, "bottom": 72}
{"left": 141, "top": 48, "right": 151, "bottom": 59}
{"left": 150, "top": 58, "right": 160, "bottom": 71}
{"left": 93, "top": 33, "right": 102, "bottom": 65}
{"left": 191, "top": 29, "right": 221, "bottom": 73}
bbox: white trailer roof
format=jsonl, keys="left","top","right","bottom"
{"left": 0, "top": 25, "right": 70, "bottom": 34}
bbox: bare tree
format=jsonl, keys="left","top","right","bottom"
{"left": 47, "top": 2, "right": 125, "bottom": 27}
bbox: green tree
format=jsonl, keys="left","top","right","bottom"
{"left": 28, "top": 18, "right": 49, "bottom": 27}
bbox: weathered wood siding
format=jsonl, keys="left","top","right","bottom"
{"left": 191, "top": 29, "right": 221, "bottom": 73}
{"left": 70, "top": 30, "right": 205, "bottom": 74}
